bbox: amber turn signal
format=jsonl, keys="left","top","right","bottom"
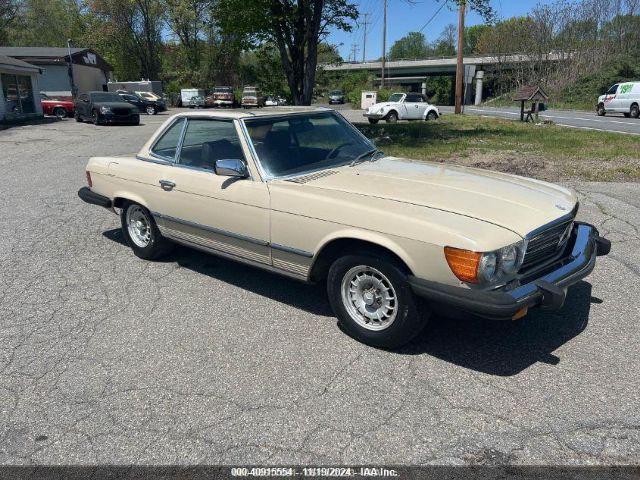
{"left": 444, "top": 247, "right": 481, "bottom": 283}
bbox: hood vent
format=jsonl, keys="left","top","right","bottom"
{"left": 286, "top": 170, "right": 338, "bottom": 184}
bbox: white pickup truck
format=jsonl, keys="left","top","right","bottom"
{"left": 363, "top": 92, "right": 440, "bottom": 124}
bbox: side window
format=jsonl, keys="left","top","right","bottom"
{"left": 178, "top": 119, "right": 244, "bottom": 171}
{"left": 607, "top": 84, "right": 618, "bottom": 95}
{"left": 150, "top": 118, "right": 185, "bottom": 161}
{"left": 406, "top": 93, "right": 423, "bottom": 103}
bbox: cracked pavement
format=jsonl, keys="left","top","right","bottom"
{"left": 0, "top": 112, "right": 638, "bottom": 466}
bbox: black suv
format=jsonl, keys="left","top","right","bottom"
{"left": 74, "top": 92, "right": 140, "bottom": 125}
{"left": 116, "top": 91, "right": 165, "bottom": 115}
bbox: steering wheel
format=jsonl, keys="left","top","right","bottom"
{"left": 325, "top": 142, "right": 352, "bottom": 160}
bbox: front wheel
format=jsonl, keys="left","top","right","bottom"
{"left": 327, "top": 255, "right": 428, "bottom": 349}
{"left": 121, "top": 203, "right": 173, "bottom": 260}
{"left": 425, "top": 111, "right": 438, "bottom": 121}
{"left": 92, "top": 110, "right": 101, "bottom": 125}
{"left": 53, "top": 107, "right": 67, "bottom": 119}
{"left": 597, "top": 104, "right": 606, "bottom": 116}
{"left": 385, "top": 111, "right": 398, "bottom": 123}
{"left": 145, "top": 105, "right": 157, "bottom": 115}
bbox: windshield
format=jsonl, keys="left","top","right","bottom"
{"left": 90, "top": 92, "right": 122, "bottom": 102}
{"left": 387, "top": 93, "right": 404, "bottom": 102}
{"left": 244, "top": 112, "right": 375, "bottom": 178}
{"left": 215, "top": 87, "right": 232, "bottom": 93}
{"left": 330, "top": 90, "right": 342, "bottom": 95}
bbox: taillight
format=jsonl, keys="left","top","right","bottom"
{"left": 86, "top": 171, "right": 93, "bottom": 187}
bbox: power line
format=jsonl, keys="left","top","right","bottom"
{"left": 419, "top": 2, "right": 447, "bottom": 33}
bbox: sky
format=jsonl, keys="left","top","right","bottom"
{"left": 329, "top": 0, "right": 559, "bottom": 61}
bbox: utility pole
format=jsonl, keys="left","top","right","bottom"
{"left": 67, "top": 38, "right": 77, "bottom": 100}
{"left": 381, "top": 0, "right": 387, "bottom": 88}
{"left": 362, "top": 13, "right": 369, "bottom": 63}
{"left": 454, "top": 1, "right": 466, "bottom": 114}
{"left": 350, "top": 43, "right": 359, "bottom": 63}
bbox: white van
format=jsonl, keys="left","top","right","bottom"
{"left": 597, "top": 82, "right": 640, "bottom": 118}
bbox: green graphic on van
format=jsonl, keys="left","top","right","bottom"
{"left": 620, "top": 84, "right": 633, "bottom": 94}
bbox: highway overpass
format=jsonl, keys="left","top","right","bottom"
{"left": 322, "top": 53, "right": 566, "bottom": 105}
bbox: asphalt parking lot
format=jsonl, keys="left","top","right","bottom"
{"left": 0, "top": 110, "right": 639, "bottom": 465}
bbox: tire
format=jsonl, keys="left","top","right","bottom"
{"left": 92, "top": 110, "right": 101, "bottom": 125}
{"left": 145, "top": 105, "right": 157, "bottom": 115}
{"left": 75, "top": 111, "right": 83, "bottom": 122}
{"left": 53, "top": 107, "right": 67, "bottom": 119}
{"left": 368, "top": 118, "right": 379, "bottom": 124}
{"left": 327, "top": 254, "right": 428, "bottom": 349}
{"left": 624, "top": 113, "right": 631, "bottom": 118}
{"left": 426, "top": 111, "right": 438, "bottom": 121}
{"left": 385, "top": 111, "right": 398, "bottom": 123}
{"left": 597, "top": 104, "right": 606, "bottom": 116}
{"left": 120, "top": 202, "right": 173, "bottom": 260}
{"left": 630, "top": 103, "right": 639, "bottom": 119}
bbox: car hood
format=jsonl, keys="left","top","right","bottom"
{"left": 93, "top": 101, "right": 136, "bottom": 109}
{"left": 274, "top": 157, "right": 577, "bottom": 237}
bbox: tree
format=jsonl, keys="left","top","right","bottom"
{"left": 464, "top": 24, "right": 490, "bottom": 54}
{"left": 164, "top": 0, "right": 211, "bottom": 72}
{"left": 388, "top": 31, "right": 431, "bottom": 60}
{"left": 218, "top": 0, "right": 358, "bottom": 105}
{"left": 88, "top": 0, "right": 164, "bottom": 79}
{"left": 433, "top": 24, "right": 456, "bottom": 56}
{"left": 0, "top": 0, "right": 19, "bottom": 43}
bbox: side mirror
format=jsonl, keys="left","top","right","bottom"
{"left": 214, "top": 158, "right": 248, "bottom": 178}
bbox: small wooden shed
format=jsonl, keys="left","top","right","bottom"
{"left": 513, "top": 85, "right": 548, "bottom": 122}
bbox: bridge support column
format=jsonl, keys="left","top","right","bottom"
{"left": 463, "top": 65, "right": 476, "bottom": 106}
{"left": 474, "top": 70, "right": 484, "bottom": 106}
{"left": 421, "top": 81, "right": 427, "bottom": 96}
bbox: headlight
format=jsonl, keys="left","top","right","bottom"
{"left": 100, "top": 106, "right": 111, "bottom": 114}
{"left": 445, "top": 240, "right": 524, "bottom": 284}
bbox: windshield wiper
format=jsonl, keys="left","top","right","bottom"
{"left": 349, "top": 148, "right": 382, "bottom": 167}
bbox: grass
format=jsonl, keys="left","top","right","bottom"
{"left": 353, "top": 115, "right": 640, "bottom": 182}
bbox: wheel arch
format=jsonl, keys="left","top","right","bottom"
{"left": 112, "top": 192, "right": 152, "bottom": 211}
{"left": 309, "top": 233, "right": 415, "bottom": 282}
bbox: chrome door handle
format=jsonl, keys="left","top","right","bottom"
{"left": 159, "top": 180, "right": 176, "bottom": 191}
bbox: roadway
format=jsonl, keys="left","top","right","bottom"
{"left": 439, "top": 105, "right": 640, "bottom": 136}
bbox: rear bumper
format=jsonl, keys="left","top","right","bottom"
{"left": 408, "top": 223, "right": 610, "bottom": 320}
{"left": 78, "top": 187, "right": 112, "bottom": 208}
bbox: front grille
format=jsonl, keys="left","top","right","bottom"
{"left": 112, "top": 108, "right": 131, "bottom": 116}
{"left": 521, "top": 218, "right": 575, "bottom": 271}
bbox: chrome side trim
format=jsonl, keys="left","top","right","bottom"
{"left": 271, "top": 243, "right": 314, "bottom": 258}
{"left": 168, "top": 235, "right": 309, "bottom": 282}
{"left": 152, "top": 212, "right": 269, "bottom": 247}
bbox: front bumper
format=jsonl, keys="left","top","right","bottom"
{"left": 78, "top": 187, "right": 112, "bottom": 208}
{"left": 102, "top": 113, "right": 139, "bottom": 124}
{"left": 363, "top": 112, "right": 384, "bottom": 120}
{"left": 408, "top": 223, "right": 611, "bottom": 320}
{"left": 213, "top": 100, "right": 233, "bottom": 106}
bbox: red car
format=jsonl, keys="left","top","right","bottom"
{"left": 40, "top": 93, "right": 74, "bottom": 119}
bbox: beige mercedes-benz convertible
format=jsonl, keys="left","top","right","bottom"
{"left": 79, "top": 107, "right": 610, "bottom": 348}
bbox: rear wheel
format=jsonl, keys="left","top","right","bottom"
{"left": 385, "top": 111, "right": 398, "bottom": 123}
{"left": 630, "top": 103, "right": 639, "bottom": 119}
{"left": 53, "top": 107, "right": 67, "bottom": 119}
{"left": 597, "top": 104, "right": 606, "bottom": 116}
{"left": 74, "top": 111, "right": 83, "bottom": 122}
{"left": 426, "top": 111, "right": 438, "bottom": 121}
{"left": 145, "top": 105, "right": 157, "bottom": 115}
{"left": 121, "top": 203, "right": 173, "bottom": 260}
{"left": 327, "top": 254, "right": 428, "bottom": 349}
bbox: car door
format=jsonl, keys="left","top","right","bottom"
{"left": 603, "top": 84, "right": 619, "bottom": 111}
{"left": 404, "top": 93, "right": 427, "bottom": 119}
{"left": 151, "top": 117, "right": 271, "bottom": 265}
